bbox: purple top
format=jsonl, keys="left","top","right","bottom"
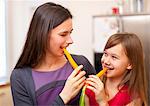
{"left": 32, "top": 62, "right": 75, "bottom": 105}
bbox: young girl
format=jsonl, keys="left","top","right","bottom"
{"left": 85, "top": 32, "right": 148, "bottom": 106}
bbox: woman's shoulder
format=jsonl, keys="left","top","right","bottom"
{"left": 12, "top": 67, "right": 31, "bottom": 74}
{"left": 71, "top": 54, "right": 89, "bottom": 63}
{"left": 11, "top": 67, "right": 32, "bottom": 80}
{"left": 71, "top": 54, "right": 96, "bottom": 75}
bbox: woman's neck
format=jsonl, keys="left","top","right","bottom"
{"left": 34, "top": 55, "right": 67, "bottom": 72}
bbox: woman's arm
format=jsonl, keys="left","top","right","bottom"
{"left": 10, "top": 69, "right": 34, "bottom": 106}
{"left": 59, "top": 65, "right": 86, "bottom": 104}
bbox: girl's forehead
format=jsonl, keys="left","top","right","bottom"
{"left": 105, "top": 44, "right": 126, "bottom": 55}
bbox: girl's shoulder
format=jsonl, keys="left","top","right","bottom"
{"left": 108, "top": 85, "right": 132, "bottom": 106}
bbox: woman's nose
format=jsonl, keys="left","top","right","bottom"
{"left": 66, "top": 35, "right": 73, "bottom": 44}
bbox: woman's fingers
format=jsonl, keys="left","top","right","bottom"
{"left": 73, "top": 75, "right": 86, "bottom": 88}
{"left": 68, "top": 65, "right": 83, "bottom": 79}
{"left": 74, "top": 70, "right": 86, "bottom": 81}
{"left": 72, "top": 81, "right": 85, "bottom": 95}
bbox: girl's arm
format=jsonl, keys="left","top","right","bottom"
{"left": 85, "top": 75, "right": 109, "bottom": 106}
{"left": 85, "top": 95, "right": 90, "bottom": 106}
{"left": 126, "top": 98, "right": 142, "bottom": 106}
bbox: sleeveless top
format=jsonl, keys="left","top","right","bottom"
{"left": 32, "top": 62, "right": 80, "bottom": 106}
{"left": 85, "top": 85, "right": 132, "bottom": 106}
{"left": 108, "top": 85, "right": 132, "bottom": 106}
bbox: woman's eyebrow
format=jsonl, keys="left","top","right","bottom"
{"left": 59, "top": 29, "right": 73, "bottom": 33}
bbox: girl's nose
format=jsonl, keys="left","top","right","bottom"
{"left": 103, "top": 56, "right": 111, "bottom": 66}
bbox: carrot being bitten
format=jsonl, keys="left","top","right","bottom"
{"left": 84, "top": 68, "right": 107, "bottom": 106}
{"left": 63, "top": 48, "right": 107, "bottom": 106}
{"left": 63, "top": 48, "right": 78, "bottom": 69}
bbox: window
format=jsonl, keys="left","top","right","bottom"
{"left": 0, "top": 0, "right": 7, "bottom": 84}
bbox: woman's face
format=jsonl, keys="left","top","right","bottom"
{"left": 101, "top": 43, "right": 132, "bottom": 79}
{"left": 47, "top": 18, "right": 73, "bottom": 57}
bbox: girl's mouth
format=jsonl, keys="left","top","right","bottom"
{"left": 103, "top": 65, "right": 114, "bottom": 70}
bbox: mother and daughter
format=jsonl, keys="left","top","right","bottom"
{"left": 10, "top": 2, "right": 148, "bottom": 106}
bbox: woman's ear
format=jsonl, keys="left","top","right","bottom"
{"left": 127, "top": 63, "right": 132, "bottom": 70}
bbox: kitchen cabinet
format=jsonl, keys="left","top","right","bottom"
{"left": 0, "top": 83, "right": 13, "bottom": 106}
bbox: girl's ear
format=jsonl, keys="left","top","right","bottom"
{"left": 127, "top": 63, "right": 132, "bottom": 70}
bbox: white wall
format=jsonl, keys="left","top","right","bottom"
{"left": 0, "top": 0, "right": 7, "bottom": 81}
{"left": 6, "top": 0, "right": 121, "bottom": 79}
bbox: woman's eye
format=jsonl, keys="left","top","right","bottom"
{"left": 60, "top": 34, "right": 67, "bottom": 36}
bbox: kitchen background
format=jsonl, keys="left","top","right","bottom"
{"left": 0, "top": 0, "right": 150, "bottom": 105}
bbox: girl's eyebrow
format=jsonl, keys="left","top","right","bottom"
{"left": 111, "top": 53, "right": 120, "bottom": 58}
{"left": 105, "top": 50, "right": 120, "bottom": 57}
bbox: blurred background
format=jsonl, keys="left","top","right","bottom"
{"left": 0, "top": 0, "right": 150, "bottom": 105}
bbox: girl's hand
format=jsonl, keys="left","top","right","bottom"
{"left": 59, "top": 65, "right": 86, "bottom": 104}
{"left": 86, "top": 75, "right": 108, "bottom": 104}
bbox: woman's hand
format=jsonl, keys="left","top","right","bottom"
{"left": 86, "top": 75, "right": 108, "bottom": 105}
{"left": 59, "top": 65, "right": 86, "bottom": 104}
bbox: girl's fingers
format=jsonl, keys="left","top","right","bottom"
{"left": 86, "top": 80, "right": 96, "bottom": 88}
{"left": 86, "top": 85, "right": 96, "bottom": 93}
{"left": 87, "top": 75, "right": 103, "bottom": 86}
{"left": 68, "top": 65, "right": 83, "bottom": 79}
{"left": 86, "top": 75, "right": 104, "bottom": 92}
{"left": 89, "top": 75, "right": 100, "bottom": 81}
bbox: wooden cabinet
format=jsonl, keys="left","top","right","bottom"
{"left": 0, "top": 83, "right": 13, "bottom": 106}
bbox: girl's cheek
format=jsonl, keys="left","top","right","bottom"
{"left": 101, "top": 55, "right": 105, "bottom": 63}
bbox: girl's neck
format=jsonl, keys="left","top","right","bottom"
{"left": 106, "top": 77, "right": 122, "bottom": 88}
{"left": 106, "top": 71, "right": 127, "bottom": 88}
{"left": 105, "top": 78, "right": 124, "bottom": 100}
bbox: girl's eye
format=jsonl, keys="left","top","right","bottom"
{"left": 103, "top": 52, "right": 108, "bottom": 57}
{"left": 112, "top": 55, "right": 117, "bottom": 59}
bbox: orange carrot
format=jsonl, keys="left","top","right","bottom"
{"left": 96, "top": 68, "right": 107, "bottom": 77}
{"left": 63, "top": 48, "right": 78, "bottom": 69}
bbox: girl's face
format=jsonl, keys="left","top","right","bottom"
{"left": 101, "top": 43, "right": 132, "bottom": 79}
{"left": 47, "top": 18, "right": 73, "bottom": 57}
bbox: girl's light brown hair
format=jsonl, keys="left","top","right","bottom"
{"left": 104, "top": 32, "right": 148, "bottom": 105}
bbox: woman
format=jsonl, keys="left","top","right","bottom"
{"left": 10, "top": 2, "right": 96, "bottom": 106}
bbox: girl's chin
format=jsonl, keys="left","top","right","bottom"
{"left": 105, "top": 70, "right": 112, "bottom": 77}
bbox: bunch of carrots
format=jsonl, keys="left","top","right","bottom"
{"left": 63, "top": 48, "right": 107, "bottom": 106}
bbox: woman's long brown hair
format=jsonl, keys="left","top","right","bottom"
{"left": 14, "top": 2, "right": 72, "bottom": 69}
